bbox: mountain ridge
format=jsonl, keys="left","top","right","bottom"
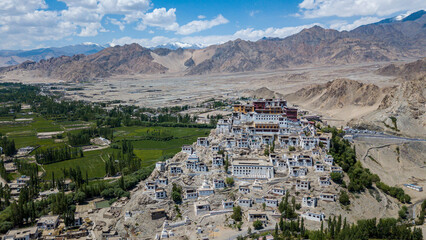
{"left": 1, "top": 10, "right": 425, "bottom": 82}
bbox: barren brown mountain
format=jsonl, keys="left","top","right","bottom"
{"left": 1, "top": 11, "right": 425, "bottom": 82}
{"left": 286, "top": 59, "right": 426, "bottom": 138}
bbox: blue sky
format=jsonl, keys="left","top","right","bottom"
{"left": 0, "top": 0, "right": 425, "bottom": 49}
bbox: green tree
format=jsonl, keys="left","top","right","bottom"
{"left": 225, "top": 177, "right": 234, "bottom": 187}
{"left": 253, "top": 220, "right": 263, "bottom": 230}
{"left": 231, "top": 206, "right": 242, "bottom": 221}
{"left": 339, "top": 191, "right": 350, "bottom": 206}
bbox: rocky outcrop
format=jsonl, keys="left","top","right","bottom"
{"left": 286, "top": 79, "right": 383, "bottom": 109}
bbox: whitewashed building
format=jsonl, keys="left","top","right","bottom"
{"left": 185, "top": 189, "right": 198, "bottom": 200}
{"left": 213, "top": 179, "right": 225, "bottom": 189}
{"left": 324, "top": 155, "right": 334, "bottom": 165}
{"left": 270, "top": 187, "right": 286, "bottom": 196}
{"left": 296, "top": 180, "right": 310, "bottom": 190}
{"left": 238, "top": 185, "right": 250, "bottom": 194}
{"left": 212, "top": 155, "right": 224, "bottom": 167}
{"left": 319, "top": 193, "right": 336, "bottom": 202}
{"left": 318, "top": 176, "right": 331, "bottom": 186}
{"left": 181, "top": 145, "right": 193, "bottom": 154}
{"left": 155, "top": 188, "right": 167, "bottom": 199}
{"left": 232, "top": 158, "right": 274, "bottom": 179}
{"left": 314, "top": 164, "right": 326, "bottom": 172}
{"left": 265, "top": 198, "right": 279, "bottom": 207}
{"left": 197, "top": 137, "right": 209, "bottom": 147}
{"left": 194, "top": 201, "right": 210, "bottom": 216}
{"left": 302, "top": 196, "right": 318, "bottom": 208}
{"left": 302, "top": 212, "right": 325, "bottom": 222}
{"left": 222, "top": 200, "right": 234, "bottom": 209}
{"left": 238, "top": 198, "right": 252, "bottom": 207}
{"left": 198, "top": 180, "right": 214, "bottom": 197}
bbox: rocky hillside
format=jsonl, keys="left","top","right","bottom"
{"left": 0, "top": 43, "right": 105, "bottom": 67}
{"left": 1, "top": 11, "right": 425, "bottom": 82}
{"left": 242, "top": 87, "right": 285, "bottom": 99}
{"left": 1, "top": 44, "right": 167, "bottom": 82}
{"left": 286, "top": 59, "right": 426, "bottom": 138}
{"left": 286, "top": 79, "right": 384, "bottom": 109}
{"left": 376, "top": 58, "right": 426, "bottom": 79}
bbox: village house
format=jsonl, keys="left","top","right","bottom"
{"left": 302, "top": 212, "right": 326, "bottom": 222}
{"left": 314, "top": 163, "right": 326, "bottom": 172}
{"left": 294, "top": 154, "right": 313, "bottom": 167}
{"left": 212, "top": 155, "right": 224, "bottom": 167}
{"left": 289, "top": 166, "right": 308, "bottom": 177}
{"left": 216, "top": 119, "right": 232, "bottom": 134}
{"left": 155, "top": 162, "right": 166, "bottom": 172}
{"left": 318, "top": 176, "right": 331, "bottom": 186}
{"left": 279, "top": 134, "right": 299, "bottom": 148}
{"left": 198, "top": 180, "right": 214, "bottom": 197}
{"left": 265, "top": 198, "right": 279, "bottom": 207}
{"left": 213, "top": 179, "right": 225, "bottom": 189}
{"left": 247, "top": 210, "right": 268, "bottom": 224}
{"left": 270, "top": 187, "right": 286, "bottom": 196}
{"left": 319, "top": 193, "right": 336, "bottom": 202}
{"left": 302, "top": 196, "right": 318, "bottom": 208}
{"left": 238, "top": 184, "right": 250, "bottom": 194}
{"left": 276, "top": 159, "right": 287, "bottom": 172}
{"left": 324, "top": 155, "right": 334, "bottom": 165}
{"left": 197, "top": 137, "right": 209, "bottom": 147}
{"left": 211, "top": 144, "right": 221, "bottom": 153}
{"left": 194, "top": 201, "right": 211, "bottom": 216}
{"left": 3, "top": 226, "right": 40, "bottom": 240}
{"left": 238, "top": 198, "right": 253, "bottom": 207}
{"left": 186, "top": 153, "right": 200, "bottom": 170}
{"left": 197, "top": 162, "right": 209, "bottom": 172}
{"left": 37, "top": 215, "right": 59, "bottom": 230}
{"left": 296, "top": 180, "right": 310, "bottom": 190}
{"left": 222, "top": 200, "right": 234, "bottom": 209}
{"left": 145, "top": 181, "right": 157, "bottom": 192}
{"left": 185, "top": 189, "right": 198, "bottom": 200}
{"left": 252, "top": 181, "right": 263, "bottom": 191}
{"left": 169, "top": 163, "right": 182, "bottom": 174}
{"left": 330, "top": 166, "right": 343, "bottom": 173}
{"left": 181, "top": 145, "right": 193, "bottom": 154}
{"left": 157, "top": 177, "right": 168, "bottom": 185}
{"left": 404, "top": 184, "right": 423, "bottom": 192}
{"left": 155, "top": 188, "right": 167, "bottom": 199}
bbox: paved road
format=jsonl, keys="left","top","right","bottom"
{"left": 353, "top": 133, "right": 426, "bottom": 142}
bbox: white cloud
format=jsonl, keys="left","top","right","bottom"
{"left": 0, "top": 0, "right": 231, "bottom": 49}
{"left": 298, "top": 0, "right": 426, "bottom": 18}
{"left": 108, "top": 17, "right": 125, "bottom": 31}
{"left": 0, "top": 0, "right": 47, "bottom": 15}
{"left": 111, "top": 23, "right": 323, "bottom": 48}
{"left": 197, "top": 15, "right": 206, "bottom": 19}
{"left": 140, "top": 7, "right": 179, "bottom": 31}
{"left": 233, "top": 23, "right": 323, "bottom": 41}
{"left": 177, "top": 14, "right": 229, "bottom": 35}
{"left": 110, "top": 36, "right": 177, "bottom": 48}
{"left": 329, "top": 17, "right": 381, "bottom": 31}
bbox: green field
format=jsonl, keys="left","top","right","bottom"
{"left": 114, "top": 126, "right": 211, "bottom": 167}
{"left": 42, "top": 149, "right": 107, "bottom": 180}
{"left": 0, "top": 114, "right": 95, "bottom": 148}
{"left": 2, "top": 116, "right": 211, "bottom": 180}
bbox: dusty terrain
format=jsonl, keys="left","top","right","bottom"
{"left": 1, "top": 61, "right": 397, "bottom": 108}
